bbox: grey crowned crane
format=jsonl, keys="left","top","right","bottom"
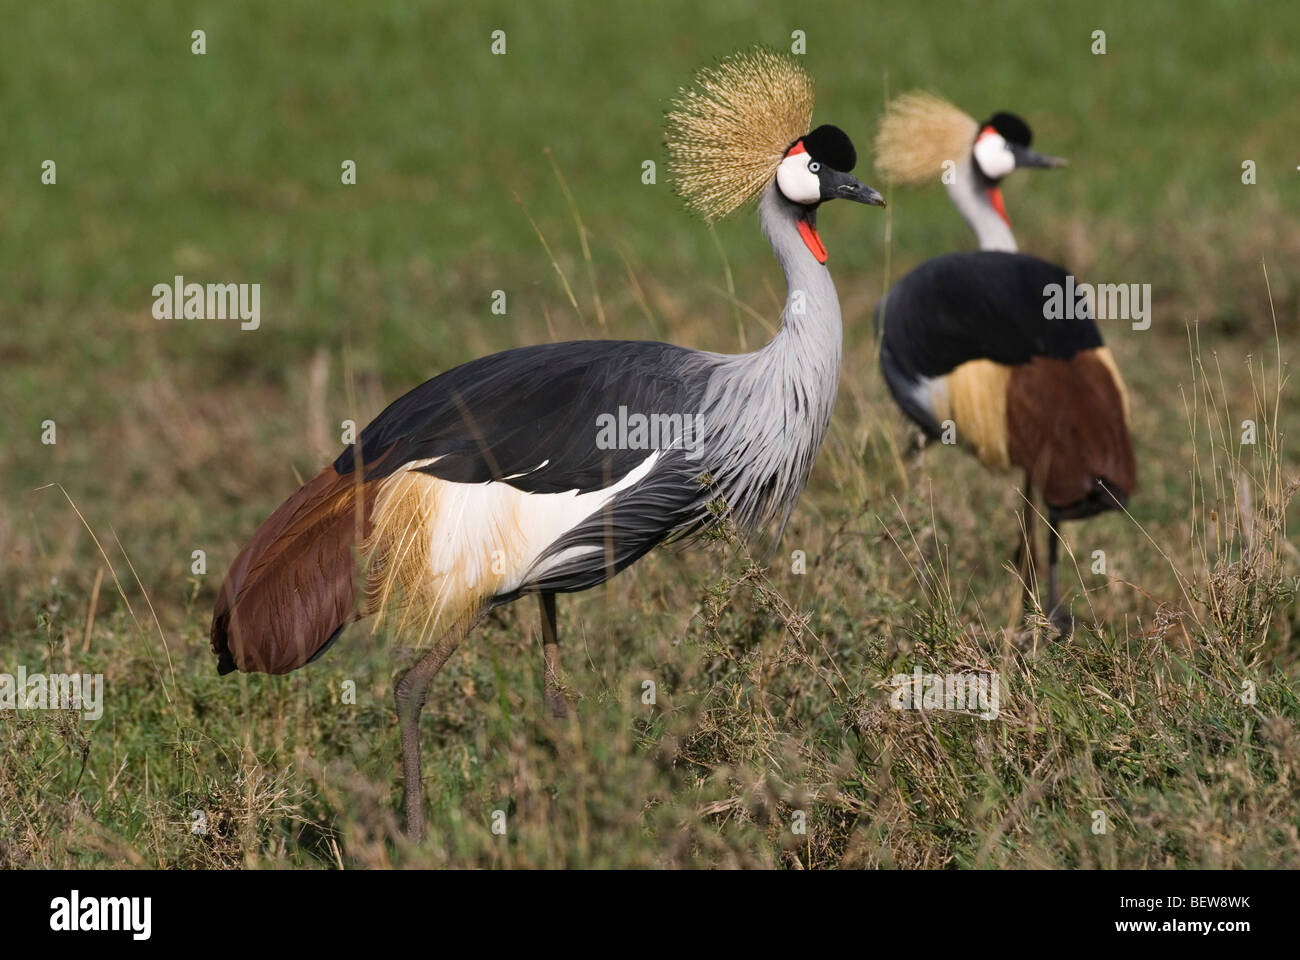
{"left": 871, "top": 93, "right": 1135, "bottom": 635}
{"left": 209, "top": 48, "right": 884, "bottom": 840}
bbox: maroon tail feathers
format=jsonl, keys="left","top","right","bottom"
{"left": 211, "top": 465, "right": 378, "bottom": 675}
{"left": 1007, "top": 351, "right": 1137, "bottom": 520}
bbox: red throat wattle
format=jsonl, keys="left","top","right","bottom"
{"left": 798, "top": 218, "right": 828, "bottom": 263}
{"left": 988, "top": 187, "right": 1012, "bottom": 228}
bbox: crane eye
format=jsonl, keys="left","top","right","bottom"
{"left": 808, "top": 161, "right": 821, "bottom": 173}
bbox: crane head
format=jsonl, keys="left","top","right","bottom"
{"left": 972, "top": 112, "right": 1068, "bottom": 183}
{"left": 776, "top": 125, "right": 885, "bottom": 208}
{"left": 665, "top": 47, "right": 884, "bottom": 227}
{"left": 663, "top": 48, "right": 883, "bottom": 263}
{"left": 874, "top": 92, "right": 1068, "bottom": 187}
{"left": 776, "top": 124, "right": 885, "bottom": 263}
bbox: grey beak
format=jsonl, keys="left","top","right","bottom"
{"left": 824, "top": 169, "right": 886, "bottom": 206}
{"left": 1012, "top": 144, "right": 1068, "bottom": 169}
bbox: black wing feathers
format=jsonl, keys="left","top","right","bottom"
{"left": 876, "top": 251, "right": 1103, "bottom": 381}
{"left": 333, "top": 340, "right": 708, "bottom": 494}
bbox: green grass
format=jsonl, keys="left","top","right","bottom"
{"left": 2, "top": 0, "right": 1298, "bottom": 868}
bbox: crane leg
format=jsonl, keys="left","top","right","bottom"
{"left": 539, "top": 590, "right": 569, "bottom": 719}
{"left": 1013, "top": 474, "right": 1038, "bottom": 619}
{"left": 1046, "top": 510, "right": 1073, "bottom": 638}
{"left": 394, "top": 618, "right": 470, "bottom": 842}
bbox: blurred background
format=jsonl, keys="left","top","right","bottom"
{"left": 2, "top": 1, "right": 1297, "bottom": 868}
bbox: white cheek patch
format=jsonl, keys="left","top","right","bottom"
{"left": 973, "top": 132, "right": 1015, "bottom": 180}
{"left": 776, "top": 153, "right": 821, "bottom": 205}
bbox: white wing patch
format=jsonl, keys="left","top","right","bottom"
{"left": 501, "top": 452, "right": 660, "bottom": 589}
{"left": 908, "top": 373, "right": 949, "bottom": 424}
{"left": 501, "top": 459, "right": 550, "bottom": 480}
{"left": 364, "top": 452, "right": 660, "bottom": 636}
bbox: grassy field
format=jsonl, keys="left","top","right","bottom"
{"left": 2, "top": 0, "right": 1299, "bottom": 868}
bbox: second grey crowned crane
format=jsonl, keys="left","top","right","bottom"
{"left": 209, "top": 47, "right": 884, "bottom": 840}
{"left": 871, "top": 93, "right": 1135, "bottom": 636}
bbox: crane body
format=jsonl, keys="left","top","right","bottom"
{"left": 211, "top": 49, "right": 883, "bottom": 839}
{"left": 873, "top": 94, "right": 1134, "bottom": 633}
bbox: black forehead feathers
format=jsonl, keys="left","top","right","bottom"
{"left": 801, "top": 124, "right": 857, "bottom": 171}
{"left": 982, "top": 112, "right": 1033, "bottom": 147}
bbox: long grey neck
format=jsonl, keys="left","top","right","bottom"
{"left": 756, "top": 181, "right": 843, "bottom": 359}
{"left": 698, "top": 181, "right": 843, "bottom": 539}
{"left": 945, "top": 157, "right": 1018, "bottom": 252}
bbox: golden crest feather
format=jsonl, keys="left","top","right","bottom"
{"left": 664, "top": 47, "right": 815, "bottom": 222}
{"left": 873, "top": 91, "right": 978, "bottom": 185}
